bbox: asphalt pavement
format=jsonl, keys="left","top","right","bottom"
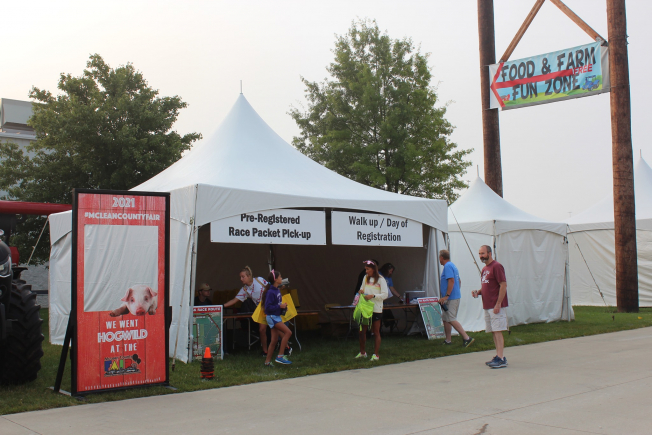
{"left": 2, "top": 327, "right": 651, "bottom": 435}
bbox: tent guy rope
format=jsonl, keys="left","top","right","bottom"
{"left": 448, "top": 202, "right": 482, "bottom": 277}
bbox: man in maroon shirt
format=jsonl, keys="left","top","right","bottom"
{"left": 472, "top": 245, "right": 508, "bottom": 368}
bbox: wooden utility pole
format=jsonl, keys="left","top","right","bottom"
{"left": 607, "top": 0, "right": 638, "bottom": 312}
{"left": 499, "top": 0, "right": 545, "bottom": 63}
{"left": 477, "top": 0, "right": 503, "bottom": 197}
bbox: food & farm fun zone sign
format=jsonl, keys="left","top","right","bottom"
{"left": 56, "top": 189, "right": 171, "bottom": 396}
{"left": 489, "top": 41, "right": 609, "bottom": 110}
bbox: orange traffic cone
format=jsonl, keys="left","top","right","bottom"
{"left": 200, "top": 347, "right": 215, "bottom": 380}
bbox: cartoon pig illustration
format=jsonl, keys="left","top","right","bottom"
{"left": 110, "top": 285, "right": 158, "bottom": 317}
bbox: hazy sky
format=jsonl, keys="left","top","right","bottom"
{"left": 2, "top": 0, "right": 650, "bottom": 221}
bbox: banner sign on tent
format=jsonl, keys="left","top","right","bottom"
{"left": 331, "top": 211, "right": 423, "bottom": 247}
{"left": 417, "top": 297, "right": 445, "bottom": 340}
{"left": 67, "top": 189, "right": 170, "bottom": 395}
{"left": 192, "top": 306, "right": 223, "bottom": 360}
{"left": 489, "top": 41, "right": 609, "bottom": 110}
{"left": 210, "top": 209, "right": 326, "bottom": 245}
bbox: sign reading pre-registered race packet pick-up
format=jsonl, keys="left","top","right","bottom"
{"left": 331, "top": 211, "right": 423, "bottom": 247}
{"left": 210, "top": 209, "right": 326, "bottom": 245}
{"left": 63, "top": 189, "right": 171, "bottom": 396}
{"left": 417, "top": 297, "right": 445, "bottom": 340}
{"left": 489, "top": 41, "right": 609, "bottom": 110}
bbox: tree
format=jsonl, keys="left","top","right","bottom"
{"left": 0, "top": 54, "right": 201, "bottom": 263}
{"left": 290, "top": 20, "right": 471, "bottom": 200}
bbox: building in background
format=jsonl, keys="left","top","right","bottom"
{"left": 0, "top": 98, "right": 36, "bottom": 150}
{"left": 0, "top": 98, "right": 49, "bottom": 297}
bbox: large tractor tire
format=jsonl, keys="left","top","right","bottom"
{"left": 0, "top": 281, "right": 44, "bottom": 385}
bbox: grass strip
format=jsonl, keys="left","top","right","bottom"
{"left": 1, "top": 306, "right": 650, "bottom": 415}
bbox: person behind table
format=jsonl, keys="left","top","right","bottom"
{"left": 378, "top": 263, "right": 403, "bottom": 332}
{"left": 472, "top": 245, "right": 509, "bottom": 369}
{"left": 379, "top": 263, "right": 403, "bottom": 302}
{"left": 356, "top": 260, "right": 389, "bottom": 361}
{"left": 263, "top": 269, "right": 293, "bottom": 366}
{"left": 194, "top": 283, "right": 214, "bottom": 306}
{"left": 354, "top": 259, "right": 380, "bottom": 297}
{"left": 223, "top": 266, "right": 270, "bottom": 356}
{"left": 438, "top": 250, "right": 474, "bottom": 347}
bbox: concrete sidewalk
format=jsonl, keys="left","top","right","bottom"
{"left": 3, "top": 327, "right": 652, "bottom": 435}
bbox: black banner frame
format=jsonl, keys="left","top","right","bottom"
{"left": 54, "top": 188, "right": 171, "bottom": 397}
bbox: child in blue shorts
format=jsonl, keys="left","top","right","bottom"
{"left": 263, "top": 270, "right": 293, "bottom": 366}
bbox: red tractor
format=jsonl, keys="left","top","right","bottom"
{"left": 0, "top": 200, "right": 71, "bottom": 384}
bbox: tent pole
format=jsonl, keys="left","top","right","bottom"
{"left": 187, "top": 225, "right": 199, "bottom": 362}
{"left": 493, "top": 220, "right": 497, "bottom": 261}
{"left": 171, "top": 224, "right": 194, "bottom": 370}
{"left": 435, "top": 229, "right": 441, "bottom": 297}
{"left": 565, "top": 237, "right": 572, "bottom": 321}
{"left": 187, "top": 185, "right": 201, "bottom": 363}
{"left": 268, "top": 244, "right": 275, "bottom": 271}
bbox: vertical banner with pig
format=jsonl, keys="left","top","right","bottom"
{"left": 70, "top": 189, "right": 170, "bottom": 395}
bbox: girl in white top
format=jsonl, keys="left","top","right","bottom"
{"left": 224, "top": 266, "right": 269, "bottom": 355}
{"left": 356, "top": 260, "right": 389, "bottom": 361}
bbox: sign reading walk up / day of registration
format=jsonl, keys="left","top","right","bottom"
{"left": 210, "top": 209, "right": 326, "bottom": 245}
{"left": 331, "top": 211, "right": 423, "bottom": 247}
{"left": 489, "top": 41, "right": 610, "bottom": 110}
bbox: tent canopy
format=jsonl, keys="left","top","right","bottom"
{"left": 445, "top": 176, "right": 571, "bottom": 332}
{"left": 567, "top": 157, "right": 652, "bottom": 232}
{"left": 566, "top": 157, "right": 652, "bottom": 306}
{"left": 48, "top": 95, "right": 449, "bottom": 361}
{"left": 50, "top": 95, "right": 447, "bottom": 237}
{"left": 448, "top": 177, "right": 567, "bottom": 236}
{"left": 133, "top": 95, "right": 446, "bottom": 230}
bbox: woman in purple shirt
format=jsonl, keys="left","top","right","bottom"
{"left": 263, "top": 270, "right": 293, "bottom": 366}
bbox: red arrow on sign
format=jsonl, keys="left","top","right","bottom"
{"left": 490, "top": 62, "right": 576, "bottom": 108}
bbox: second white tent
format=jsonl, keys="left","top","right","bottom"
{"left": 447, "top": 178, "right": 573, "bottom": 332}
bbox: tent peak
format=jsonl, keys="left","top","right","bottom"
{"left": 132, "top": 95, "right": 447, "bottom": 230}
{"left": 566, "top": 155, "right": 652, "bottom": 230}
{"left": 449, "top": 175, "right": 565, "bottom": 235}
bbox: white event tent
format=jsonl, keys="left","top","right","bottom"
{"left": 566, "top": 157, "right": 652, "bottom": 306}
{"left": 48, "top": 95, "right": 448, "bottom": 362}
{"left": 447, "top": 177, "right": 573, "bottom": 332}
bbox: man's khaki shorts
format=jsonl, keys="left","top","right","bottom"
{"left": 484, "top": 308, "right": 508, "bottom": 332}
{"left": 441, "top": 298, "right": 460, "bottom": 323}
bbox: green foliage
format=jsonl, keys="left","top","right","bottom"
{"left": 290, "top": 19, "right": 471, "bottom": 200}
{"left": 1, "top": 307, "right": 650, "bottom": 415}
{"left": 0, "top": 54, "right": 200, "bottom": 263}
